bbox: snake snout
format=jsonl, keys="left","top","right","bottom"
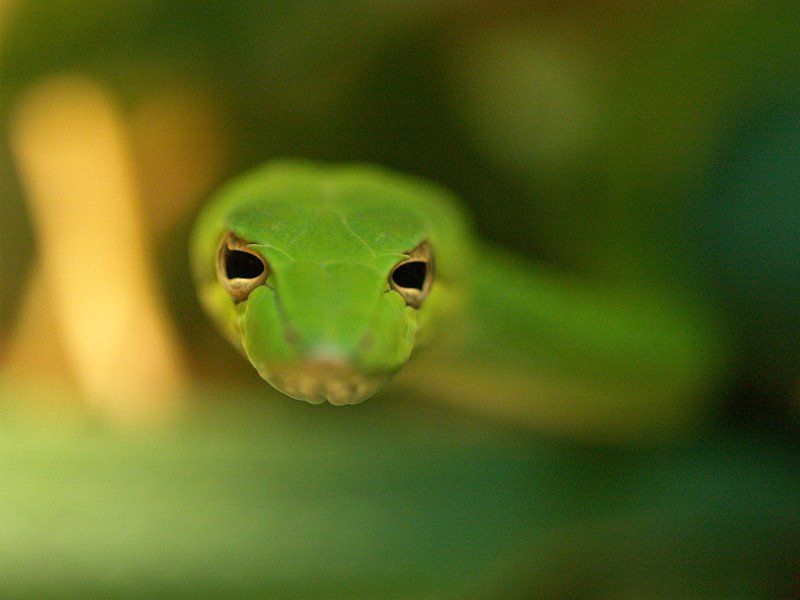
{"left": 263, "top": 358, "right": 386, "bottom": 405}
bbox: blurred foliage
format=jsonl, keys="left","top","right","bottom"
{"left": 1, "top": 1, "right": 799, "bottom": 597}
{"left": 1, "top": 385, "right": 797, "bottom": 598}
{"left": 695, "top": 91, "right": 800, "bottom": 388}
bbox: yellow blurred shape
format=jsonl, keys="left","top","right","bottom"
{"left": 129, "top": 85, "right": 231, "bottom": 234}
{"left": 9, "top": 73, "right": 185, "bottom": 421}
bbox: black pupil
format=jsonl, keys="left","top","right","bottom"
{"left": 392, "top": 261, "right": 427, "bottom": 290}
{"left": 225, "top": 250, "right": 265, "bottom": 279}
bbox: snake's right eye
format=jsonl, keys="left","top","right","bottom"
{"left": 216, "top": 232, "right": 269, "bottom": 302}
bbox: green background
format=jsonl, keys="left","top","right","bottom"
{"left": 1, "top": 2, "right": 798, "bottom": 597}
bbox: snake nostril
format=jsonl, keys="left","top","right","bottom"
{"left": 359, "top": 334, "right": 375, "bottom": 351}
{"left": 283, "top": 327, "right": 300, "bottom": 347}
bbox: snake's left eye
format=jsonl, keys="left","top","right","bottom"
{"left": 216, "top": 232, "right": 269, "bottom": 302}
{"left": 389, "top": 242, "right": 433, "bottom": 309}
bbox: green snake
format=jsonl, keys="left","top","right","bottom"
{"left": 191, "top": 161, "right": 721, "bottom": 431}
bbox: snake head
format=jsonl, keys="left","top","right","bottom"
{"left": 191, "top": 162, "right": 471, "bottom": 405}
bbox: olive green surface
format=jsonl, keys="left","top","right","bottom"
{"left": 1, "top": 384, "right": 797, "bottom": 599}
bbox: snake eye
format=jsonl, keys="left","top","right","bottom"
{"left": 389, "top": 242, "right": 433, "bottom": 309}
{"left": 392, "top": 261, "right": 427, "bottom": 289}
{"left": 216, "top": 232, "right": 269, "bottom": 302}
{"left": 225, "top": 250, "right": 264, "bottom": 279}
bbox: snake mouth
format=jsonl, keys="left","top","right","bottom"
{"left": 261, "top": 359, "right": 388, "bottom": 405}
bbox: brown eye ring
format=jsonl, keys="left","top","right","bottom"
{"left": 216, "top": 231, "right": 269, "bottom": 302}
{"left": 389, "top": 241, "right": 433, "bottom": 309}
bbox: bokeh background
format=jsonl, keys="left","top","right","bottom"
{"left": 1, "top": 2, "right": 798, "bottom": 598}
